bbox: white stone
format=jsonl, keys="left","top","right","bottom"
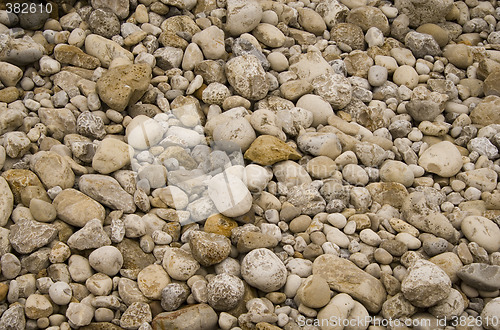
{"left": 244, "top": 164, "right": 273, "bottom": 193}
{"left": 226, "top": 0, "right": 263, "bottom": 36}
{"left": 367, "top": 65, "right": 388, "bottom": 87}
{"left": 192, "top": 26, "right": 226, "bottom": 60}
{"left": 49, "top": 281, "right": 73, "bottom": 305}
{"left": 393, "top": 65, "right": 419, "bottom": 89}
{"left": 88, "top": 246, "right": 123, "bottom": 276}
{"left": 418, "top": 141, "right": 463, "bottom": 177}
{"left": 208, "top": 172, "right": 253, "bottom": 217}
{"left": 241, "top": 248, "right": 287, "bottom": 292}
{"left": 296, "top": 94, "right": 334, "bottom": 127}
{"left": 461, "top": 216, "right": 500, "bottom": 253}
{"left": 0, "top": 177, "right": 13, "bottom": 227}
{"left": 126, "top": 115, "right": 165, "bottom": 150}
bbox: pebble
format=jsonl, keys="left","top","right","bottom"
{"left": 457, "top": 263, "right": 500, "bottom": 291}
{"left": 88, "top": 246, "right": 124, "bottom": 276}
{"left": 207, "top": 274, "right": 245, "bottom": 311}
{"left": 418, "top": 141, "right": 463, "bottom": 177}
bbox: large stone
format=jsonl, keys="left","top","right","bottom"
{"left": 1, "top": 169, "right": 44, "bottom": 204}
{"left": 9, "top": 219, "right": 58, "bottom": 254}
{"left": 53, "top": 188, "right": 105, "bottom": 227}
{"left": 97, "top": 63, "right": 151, "bottom": 112}
{"left": 189, "top": 231, "right": 232, "bottom": 267}
{"left": 116, "top": 238, "right": 156, "bottom": 271}
{"left": 0, "top": 107, "right": 24, "bottom": 135}
{"left": 313, "top": 254, "right": 387, "bottom": 313}
{"left": 31, "top": 151, "right": 75, "bottom": 189}
{"left": 457, "top": 264, "right": 500, "bottom": 291}
{"left": 38, "top": 108, "right": 77, "bottom": 138}
{"left": 401, "top": 259, "right": 451, "bottom": 308}
{"left": 241, "top": 248, "right": 287, "bottom": 293}
{"left": 159, "top": 16, "right": 201, "bottom": 50}
{"left": 151, "top": 304, "right": 218, "bottom": 330}
{"left": 54, "top": 44, "right": 101, "bottom": 69}
{"left": 290, "top": 50, "right": 334, "bottom": 82}
{"left": 79, "top": 174, "right": 135, "bottom": 213}
{"left": 208, "top": 173, "right": 252, "bottom": 218}
{"left": 0, "top": 35, "right": 44, "bottom": 65}
{"left": 346, "top": 6, "right": 390, "bottom": 36}
{"left": 244, "top": 135, "right": 301, "bottom": 166}
{"left": 461, "top": 216, "right": 500, "bottom": 253}
{"left": 418, "top": 141, "right": 463, "bottom": 177}
{"left": 312, "top": 73, "right": 352, "bottom": 110}
{"left": 67, "top": 218, "right": 111, "bottom": 250}
{"left": 225, "top": 55, "right": 268, "bottom": 101}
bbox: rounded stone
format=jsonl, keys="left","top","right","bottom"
{"left": 241, "top": 248, "right": 287, "bottom": 292}
{"left": 418, "top": 141, "right": 463, "bottom": 177}
{"left": 461, "top": 216, "right": 500, "bottom": 253}
{"left": 296, "top": 94, "right": 334, "bottom": 127}
{"left": 368, "top": 65, "right": 388, "bottom": 87}
{"left": 49, "top": 281, "right": 73, "bottom": 305}
{"left": 393, "top": 65, "right": 419, "bottom": 89}
{"left": 88, "top": 246, "right": 123, "bottom": 276}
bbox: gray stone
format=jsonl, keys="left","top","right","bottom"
{"left": 67, "top": 218, "right": 111, "bottom": 250}
{"left": 457, "top": 263, "right": 500, "bottom": 291}
{"left": 79, "top": 174, "right": 136, "bottom": 213}
{"left": 9, "top": 219, "right": 58, "bottom": 254}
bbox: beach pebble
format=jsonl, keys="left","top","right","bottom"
{"left": 241, "top": 248, "right": 287, "bottom": 292}
{"left": 88, "top": 246, "right": 124, "bottom": 276}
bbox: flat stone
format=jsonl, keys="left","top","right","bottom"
{"left": 418, "top": 141, "right": 463, "bottom": 177}
{"left": 92, "top": 138, "right": 133, "bottom": 174}
{"left": 470, "top": 95, "right": 500, "bottom": 126}
{"left": 9, "top": 219, "right": 58, "bottom": 254}
{"left": 137, "top": 264, "right": 171, "bottom": 300}
{"left": 313, "top": 254, "right": 387, "bottom": 313}
{"left": 395, "top": 0, "right": 453, "bottom": 28}
{"left": 97, "top": 63, "right": 151, "bottom": 112}
{"left": 226, "top": 0, "right": 262, "bottom": 36}
{"left": 457, "top": 263, "right": 500, "bottom": 291}
{"left": 162, "top": 247, "right": 200, "bottom": 281}
{"left": 0, "top": 176, "right": 13, "bottom": 226}
{"left": 79, "top": 174, "right": 136, "bottom": 213}
{"left": 461, "top": 216, "right": 500, "bottom": 253}
{"left": 54, "top": 44, "right": 101, "bottom": 69}
{"left": 53, "top": 188, "right": 106, "bottom": 227}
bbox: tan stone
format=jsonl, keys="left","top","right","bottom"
{"left": 204, "top": 214, "right": 238, "bottom": 237}
{"left": 54, "top": 44, "right": 100, "bottom": 69}
{"left": 0, "top": 87, "right": 20, "bottom": 103}
{"left": 1, "top": 169, "right": 45, "bottom": 204}
{"left": 97, "top": 64, "right": 151, "bottom": 112}
{"left": 244, "top": 135, "right": 301, "bottom": 166}
{"left": 53, "top": 188, "right": 106, "bottom": 227}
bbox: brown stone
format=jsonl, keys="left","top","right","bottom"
{"left": 244, "top": 135, "right": 301, "bottom": 166}
{"left": 54, "top": 44, "right": 100, "bottom": 69}
{"left": 204, "top": 214, "right": 238, "bottom": 237}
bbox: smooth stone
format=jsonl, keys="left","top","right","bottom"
{"left": 393, "top": 65, "right": 419, "bottom": 89}
{"left": 296, "top": 275, "right": 331, "bottom": 309}
{"left": 66, "top": 302, "right": 94, "bottom": 327}
{"left": 298, "top": 132, "right": 342, "bottom": 160}
{"left": 96, "top": 63, "right": 151, "bottom": 111}
{"left": 296, "top": 94, "right": 334, "bottom": 127}
{"left": 137, "top": 264, "right": 171, "bottom": 300}
{"left": 481, "top": 297, "right": 500, "bottom": 330}
{"left": 416, "top": 23, "right": 449, "bottom": 48}
{"left": 457, "top": 263, "right": 500, "bottom": 291}
{"left": 313, "top": 254, "right": 387, "bottom": 313}
{"left": 53, "top": 188, "right": 106, "bottom": 227}
{"left": 273, "top": 160, "right": 312, "bottom": 189}
{"left": 226, "top": 0, "right": 262, "bottom": 36}
{"left": 298, "top": 7, "right": 327, "bottom": 36}
{"left": 0, "top": 35, "right": 44, "bottom": 65}
{"left": 213, "top": 117, "right": 256, "bottom": 152}
{"left": 88, "top": 246, "right": 123, "bottom": 276}
{"left": 346, "top": 6, "right": 390, "bottom": 35}
{"left": 312, "top": 72, "right": 352, "bottom": 110}
{"left": 79, "top": 174, "right": 136, "bottom": 213}
{"left": 241, "top": 248, "right": 287, "bottom": 293}
{"left": 456, "top": 168, "right": 498, "bottom": 192}
{"left": 92, "top": 138, "right": 133, "bottom": 174}
{"left": 470, "top": 95, "right": 500, "bottom": 126}
{"left": 461, "top": 216, "right": 500, "bottom": 253}
{"left": 429, "top": 252, "right": 463, "bottom": 283}
{"left": 29, "top": 198, "right": 57, "bottom": 223}
{"left": 253, "top": 23, "right": 286, "bottom": 48}
{"left": 192, "top": 26, "right": 226, "bottom": 60}
{"left": 207, "top": 172, "right": 252, "bottom": 218}
{"left": 25, "top": 294, "right": 53, "bottom": 319}
{"left": 207, "top": 274, "right": 245, "bottom": 311}
{"left": 49, "top": 281, "right": 73, "bottom": 305}
{"left": 418, "top": 141, "right": 463, "bottom": 177}
{"left": 0, "top": 61, "right": 23, "bottom": 86}
{"left": 443, "top": 44, "right": 473, "bottom": 69}
{"left": 401, "top": 259, "right": 451, "bottom": 308}
{"left": 31, "top": 151, "right": 75, "bottom": 189}
{"left": 126, "top": 115, "right": 165, "bottom": 150}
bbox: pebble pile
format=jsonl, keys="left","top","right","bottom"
{"left": 0, "top": 0, "right": 500, "bottom": 329}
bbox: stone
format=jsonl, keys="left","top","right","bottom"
{"left": 161, "top": 283, "right": 190, "bottom": 311}
{"left": 457, "top": 263, "right": 500, "bottom": 291}
{"left": 273, "top": 160, "right": 312, "bottom": 189}
{"left": 393, "top": 65, "right": 419, "bottom": 89}
{"left": 0, "top": 35, "right": 44, "bottom": 65}
{"left": 79, "top": 174, "right": 135, "bottom": 213}
{"left": 298, "top": 8, "right": 327, "bottom": 36}
{"left": 470, "top": 95, "right": 500, "bottom": 126}
{"left": 395, "top": 0, "right": 453, "bottom": 28}
{"left": 25, "top": 293, "right": 53, "bottom": 319}
{"left": 0, "top": 61, "right": 23, "bottom": 87}
{"left": 77, "top": 112, "right": 106, "bottom": 140}
{"left": 137, "top": 264, "right": 171, "bottom": 300}
{"left": 481, "top": 298, "right": 500, "bottom": 330}
{"left": 226, "top": 0, "right": 262, "bottom": 36}
{"left": 381, "top": 293, "right": 418, "bottom": 319}
{"left": 276, "top": 107, "right": 314, "bottom": 137}
{"left": 88, "top": 246, "right": 123, "bottom": 276}
{"left": 49, "top": 281, "right": 73, "bottom": 305}
{"left": 317, "top": 0, "right": 349, "bottom": 28}
{"left": 0, "top": 304, "right": 25, "bottom": 330}
{"left": 416, "top": 23, "right": 450, "bottom": 48}
{"left": 346, "top": 6, "right": 390, "bottom": 35}
{"left": 159, "top": 16, "right": 200, "bottom": 50}
{"left": 86, "top": 273, "right": 113, "bottom": 296}
{"left": 85, "top": 34, "right": 133, "bottom": 68}
{"left": 296, "top": 94, "right": 334, "bottom": 127}
{"left": 313, "top": 254, "right": 387, "bottom": 313}
{"left": 418, "top": 141, "right": 463, "bottom": 177}
{"left": 484, "top": 70, "right": 500, "bottom": 97}
{"left": 0, "top": 176, "right": 13, "bottom": 226}
{"left": 298, "top": 132, "right": 342, "bottom": 160}
{"left": 405, "top": 31, "right": 442, "bottom": 58}
{"left": 31, "top": 151, "right": 75, "bottom": 189}
{"left": 457, "top": 168, "right": 498, "bottom": 192}
{"left": 54, "top": 44, "right": 101, "bottom": 69}
{"left": 92, "top": 138, "right": 133, "bottom": 174}
{"left": 225, "top": 55, "right": 269, "bottom": 101}
{"left": 290, "top": 50, "right": 334, "bottom": 82}
{"left": 66, "top": 302, "right": 94, "bottom": 327}
{"left": 429, "top": 252, "right": 463, "bottom": 283}
{"left": 207, "top": 273, "right": 245, "bottom": 311}
{"left": 461, "top": 216, "right": 500, "bottom": 253}
{"left": 213, "top": 117, "right": 256, "bottom": 152}
{"left": 96, "top": 63, "right": 151, "bottom": 112}
{"left": 0, "top": 107, "right": 24, "bottom": 135}
{"left": 126, "top": 115, "right": 165, "bottom": 150}
{"left": 9, "top": 219, "right": 58, "bottom": 254}
{"left": 296, "top": 275, "right": 331, "bottom": 309}
{"left": 401, "top": 259, "right": 451, "bottom": 308}
{"left": 91, "top": 0, "right": 130, "bottom": 19}
{"left": 253, "top": 23, "right": 286, "bottom": 48}
{"left": 162, "top": 0, "right": 196, "bottom": 10}
{"left": 53, "top": 188, "right": 106, "bottom": 227}
{"left": 67, "top": 218, "right": 111, "bottom": 250}
{"left": 162, "top": 247, "right": 200, "bottom": 281}
{"left": 189, "top": 231, "right": 232, "bottom": 266}
{"left": 151, "top": 304, "right": 218, "bottom": 330}
{"left": 192, "top": 26, "right": 226, "bottom": 60}
{"left": 120, "top": 302, "right": 152, "bottom": 330}
{"left": 312, "top": 73, "right": 352, "bottom": 110}
{"left": 241, "top": 248, "right": 287, "bottom": 293}
{"left": 116, "top": 238, "right": 156, "bottom": 271}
